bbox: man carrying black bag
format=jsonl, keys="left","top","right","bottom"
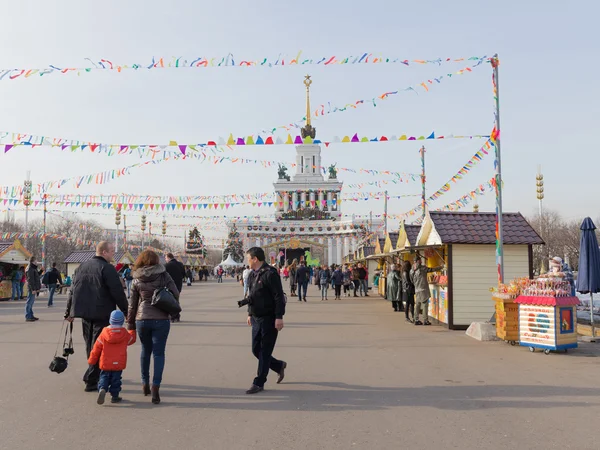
{"left": 243, "top": 247, "right": 287, "bottom": 395}
{"left": 64, "top": 241, "right": 129, "bottom": 392}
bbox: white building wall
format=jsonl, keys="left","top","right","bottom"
{"left": 451, "top": 244, "right": 530, "bottom": 326}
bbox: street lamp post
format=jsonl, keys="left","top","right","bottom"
{"left": 141, "top": 214, "right": 147, "bottom": 250}
{"left": 161, "top": 218, "right": 167, "bottom": 248}
{"left": 115, "top": 206, "right": 122, "bottom": 250}
{"left": 22, "top": 172, "right": 32, "bottom": 246}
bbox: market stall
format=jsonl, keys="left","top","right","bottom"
{"left": 0, "top": 240, "right": 31, "bottom": 301}
{"left": 411, "top": 211, "right": 543, "bottom": 329}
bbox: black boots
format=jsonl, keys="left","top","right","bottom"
{"left": 151, "top": 386, "right": 160, "bottom": 404}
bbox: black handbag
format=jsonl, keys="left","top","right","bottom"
{"left": 151, "top": 286, "right": 182, "bottom": 316}
{"left": 49, "top": 322, "right": 74, "bottom": 374}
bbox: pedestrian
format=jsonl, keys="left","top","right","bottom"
{"left": 410, "top": 257, "right": 444, "bottom": 326}
{"left": 10, "top": 265, "right": 23, "bottom": 301}
{"left": 296, "top": 261, "right": 309, "bottom": 302}
{"left": 122, "top": 264, "right": 134, "bottom": 298}
{"left": 185, "top": 267, "right": 193, "bottom": 286}
{"left": 357, "top": 263, "right": 369, "bottom": 296}
{"left": 127, "top": 249, "right": 180, "bottom": 404}
{"left": 244, "top": 247, "right": 287, "bottom": 394}
{"left": 386, "top": 264, "right": 402, "bottom": 312}
{"left": 319, "top": 264, "right": 331, "bottom": 300}
{"left": 288, "top": 261, "right": 297, "bottom": 296}
{"left": 332, "top": 265, "right": 344, "bottom": 300}
{"left": 87, "top": 310, "right": 136, "bottom": 405}
{"left": 351, "top": 265, "right": 361, "bottom": 297}
{"left": 25, "top": 257, "right": 41, "bottom": 322}
{"left": 242, "top": 265, "right": 252, "bottom": 298}
{"left": 64, "top": 241, "right": 129, "bottom": 392}
{"left": 45, "top": 262, "right": 63, "bottom": 307}
{"left": 343, "top": 265, "right": 352, "bottom": 297}
{"left": 165, "top": 253, "right": 186, "bottom": 323}
{"left": 402, "top": 260, "right": 416, "bottom": 323}
{"left": 217, "top": 266, "right": 224, "bottom": 283}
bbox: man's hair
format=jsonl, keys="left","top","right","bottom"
{"left": 52, "top": 262, "right": 56, "bottom": 268}
{"left": 300, "top": 261, "right": 306, "bottom": 266}
{"left": 29, "top": 256, "right": 36, "bottom": 263}
{"left": 246, "top": 247, "right": 265, "bottom": 262}
{"left": 166, "top": 252, "right": 175, "bottom": 259}
{"left": 96, "top": 241, "right": 113, "bottom": 255}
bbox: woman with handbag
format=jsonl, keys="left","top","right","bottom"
{"left": 127, "top": 250, "right": 180, "bottom": 404}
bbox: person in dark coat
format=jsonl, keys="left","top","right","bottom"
{"left": 165, "top": 253, "right": 186, "bottom": 323}
{"left": 332, "top": 266, "right": 344, "bottom": 300}
{"left": 295, "top": 261, "right": 310, "bottom": 302}
{"left": 64, "top": 241, "right": 129, "bottom": 392}
{"left": 45, "top": 262, "right": 63, "bottom": 307}
{"left": 401, "top": 260, "right": 416, "bottom": 323}
{"left": 25, "top": 257, "right": 41, "bottom": 321}
{"left": 244, "top": 247, "right": 286, "bottom": 395}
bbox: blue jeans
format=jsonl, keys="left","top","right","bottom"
{"left": 136, "top": 320, "right": 170, "bottom": 387}
{"left": 125, "top": 279, "right": 132, "bottom": 298}
{"left": 47, "top": 283, "right": 57, "bottom": 306}
{"left": 298, "top": 281, "right": 308, "bottom": 300}
{"left": 25, "top": 290, "right": 36, "bottom": 319}
{"left": 11, "top": 281, "right": 22, "bottom": 300}
{"left": 98, "top": 370, "right": 123, "bottom": 397}
{"left": 321, "top": 284, "right": 329, "bottom": 299}
{"left": 360, "top": 279, "right": 368, "bottom": 295}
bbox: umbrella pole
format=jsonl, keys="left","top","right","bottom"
{"left": 590, "top": 292, "right": 596, "bottom": 341}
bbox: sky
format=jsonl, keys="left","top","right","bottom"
{"left": 0, "top": 0, "right": 598, "bottom": 245}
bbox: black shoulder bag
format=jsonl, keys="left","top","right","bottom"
{"left": 151, "top": 274, "right": 182, "bottom": 316}
{"left": 49, "top": 321, "right": 74, "bottom": 374}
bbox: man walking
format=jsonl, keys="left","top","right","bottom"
{"left": 10, "top": 266, "right": 23, "bottom": 301}
{"left": 295, "top": 261, "right": 309, "bottom": 302}
{"left": 64, "top": 241, "right": 129, "bottom": 392}
{"left": 46, "top": 262, "right": 63, "bottom": 307}
{"left": 244, "top": 247, "right": 287, "bottom": 394}
{"left": 25, "top": 257, "right": 41, "bottom": 322}
{"left": 165, "top": 252, "right": 186, "bottom": 323}
{"left": 357, "top": 263, "right": 369, "bottom": 297}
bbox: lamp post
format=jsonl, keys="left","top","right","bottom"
{"left": 161, "top": 218, "right": 167, "bottom": 248}
{"left": 115, "top": 206, "right": 122, "bottom": 250}
{"left": 22, "top": 172, "right": 32, "bottom": 246}
{"left": 41, "top": 194, "right": 47, "bottom": 268}
{"left": 141, "top": 214, "right": 147, "bottom": 250}
{"left": 536, "top": 167, "right": 545, "bottom": 271}
{"left": 123, "top": 214, "right": 127, "bottom": 250}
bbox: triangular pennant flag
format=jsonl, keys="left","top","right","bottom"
{"left": 236, "top": 137, "right": 245, "bottom": 145}
{"left": 275, "top": 136, "right": 284, "bottom": 145}
{"left": 360, "top": 137, "right": 369, "bottom": 142}
{"left": 303, "top": 136, "right": 313, "bottom": 144}
{"left": 427, "top": 132, "right": 435, "bottom": 139}
{"left": 265, "top": 136, "right": 274, "bottom": 145}
{"left": 324, "top": 142, "right": 330, "bottom": 147}
{"left": 418, "top": 136, "right": 425, "bottom": 140}
{"left": 341, "top": 136, "right": 351, "bottom": 143}
{"left": 169, "top": 141, "right": 177, "bottom": 147}
{"left": 294, "top": 136, "right": 303, "bottom": 144}
{"left": 207, "top": 141, "right": 216, "bottom": 146}
{"left": 351, "top": 133, "right": 359, "bottom": 143}
{"left": 246, "top": 136, "right": 255, "bottom": 145}
{"left": 285, "top": 134, "right": 293, "bottom": 145}
{"left": 178, "top": 145, "right": 187, "bottom": 155}
{"left": 370, "top": 137, "right": 378, "bottom": 142}
{"left": 255, "top": 136, "right": 264, "bottom": 145}
{"left": 227, "top": 134, "right": 235, "bottom": 145}
{"left": 4, "top": 144, "right": 13, "bottom": 153}
{"left": 408, "top": 136, "right": 416, "bottom": 140}
{"left": 218, "top": 137, "right": 226, "bottom": 145}
{"left": 380, "top": 136, "right": 388, "bottom": 141}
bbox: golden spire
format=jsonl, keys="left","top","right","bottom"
{"left": 301, "top": 75, "right": 316, "bottom": 139}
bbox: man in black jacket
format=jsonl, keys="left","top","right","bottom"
{"left": 165, "top": 252, "right": 186, "bottom": 322}
{"left": 45, "top": 262, "right": 63, "bottom": 307}
{"left": 244, "top": 247, "right": 287, "bottom": 395}
{"left": 64, "top": 241, "right": 129, "bottom": 392}
{"left": 295, "top": 261, "right": 309, "bottom": 302}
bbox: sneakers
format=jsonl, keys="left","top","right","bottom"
{"left": 97, "top": 389, "right": 106, "bottom": 405}
{"left": 111, "top": 396, "right": 122, "bottom": 404}
{"left": 25, "top": 318, "right": 36, "bottom": 322}
{"left": 423, "top": 321, "right": 432, "bottom": 326}
{"left": 414, "top": 320, "right": 423, "bottom": 326}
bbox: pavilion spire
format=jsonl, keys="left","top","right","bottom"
{"left": 301, "top": 75, "right": 316, "bottom": 139}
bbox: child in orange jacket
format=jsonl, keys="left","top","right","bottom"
{"left": 88, "top": 310, "right": 136, "bottom": 405}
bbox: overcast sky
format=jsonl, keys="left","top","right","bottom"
{"left": 1, "top": 0, "right": 597, "bottom": 244}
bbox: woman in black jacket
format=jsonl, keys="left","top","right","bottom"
{"left": 401, "top": 260, "right": 415, "bottom": 323}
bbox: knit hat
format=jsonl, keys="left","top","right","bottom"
{"left": 109, "top": 310, "right": 125, "bottom": 326}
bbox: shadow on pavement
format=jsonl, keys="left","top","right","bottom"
{"left": 118, "top": 382, "right": 600, "bottom": 412}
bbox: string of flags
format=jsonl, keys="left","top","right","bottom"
{"left": 0, "top": 53, "right": 489, "bottom": 81}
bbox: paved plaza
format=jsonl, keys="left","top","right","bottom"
{"left": 1, "top": 279, "right": 599, "bottom": 450}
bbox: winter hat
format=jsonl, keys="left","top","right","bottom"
{"left": 109, "top": 310, "right": 125, "bottom": 326}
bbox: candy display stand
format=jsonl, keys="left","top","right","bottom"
{"left": 492, "top": 295, "right": 519, "bottom": 345}
{"left": 515, "top": 295, "right": 580, "bottom": 354}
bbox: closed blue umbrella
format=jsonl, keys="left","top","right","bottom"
{"left": 577, "top": 217, "right": 600, "bottom": 339}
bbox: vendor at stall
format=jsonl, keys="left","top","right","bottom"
{"left": 410, "top": 256, "right": 444, "bottom": 326}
